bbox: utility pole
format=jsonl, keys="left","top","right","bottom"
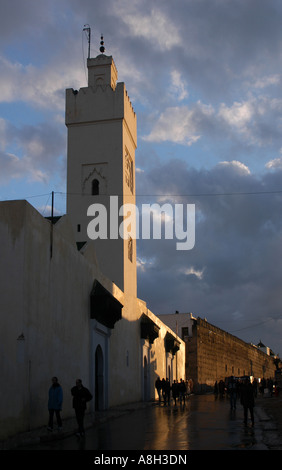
{"left": 51, "top": 191, "right": 54, "bottom": 220}
{"left": 50, "top": 191, "right": 54, "bottom": 258}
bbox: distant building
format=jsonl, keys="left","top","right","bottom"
{"left": 158, "top": 312, "right": 196, "bottom": 382}
{"left": 255, "top": 340, "right": 275, "bottom": 357}
{"left": 157, "top": 312, "right": 196, "bottom": 341}
{"left": 158, "top": 313, "right": 280, "bottom": 393}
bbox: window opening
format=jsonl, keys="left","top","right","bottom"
{"left": 92, "top": 179, "right": 99, "bottom": 195}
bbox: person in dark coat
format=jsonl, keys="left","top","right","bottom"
{"left": 71, "top": 379, "right": 93, "bottom": 436}
{"left": 228, "top": 376, "right": 237, "bottom": 410}
{"left": 47, "top": 376, "right": 63, "bottom": 431}
{"left": 155, "top": 377, "right": 162, "bottom": 402}
{"left": 179, "top": 378, "right": 187, "bottom": 405}
{"left": 218, "top": 379, "right": 225, "bottom": 397}
{"left": 172, "top": 380, "right": 179, "bottom": 406}
{"left": 240, "top": 378, "right": 255, "bottom": 426}
{"left": 164, "top": 378, "right": 171, "bottom": 406}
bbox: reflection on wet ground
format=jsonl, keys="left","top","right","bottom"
{"left": 21, "top": 394, "right": 267, "bottom": 451}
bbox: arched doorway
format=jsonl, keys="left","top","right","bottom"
{"left": 95, "top": 345, "right": 104, "bottom": 410}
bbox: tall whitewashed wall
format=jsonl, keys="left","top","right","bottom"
{"left": 0, "top": 200, "right": 99, "bottom": 438}
{"left": 0, "top": 200, "right": 185, "bottom": 441}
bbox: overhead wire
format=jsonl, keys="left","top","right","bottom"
{"left": 52, "top": 188, "right": 282, "bottom": 198}
{"left": 2, "top": 187, "right": 282, "bottom": 211}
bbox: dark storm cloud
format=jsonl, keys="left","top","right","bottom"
{"left": 136, "top": 159, "right": 282, "bottom": 353}
{"left": 89, "top": 0, "right": 282, "bottom": 106}
{"left": 0, "top": 119, "right": 66, "bottom": 184}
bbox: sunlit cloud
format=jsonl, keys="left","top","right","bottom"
{"left": 143, "top": 103, "right": 214, "bottom": 146}
{"left": 113, "top": 2, "right": 181, "bottom": 51}
{"left": 217, "top": 161, "right": 251, "bottom": 175}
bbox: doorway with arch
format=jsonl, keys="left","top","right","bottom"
{"left": 95, "top": 345, "right": 104, "bottom": 411}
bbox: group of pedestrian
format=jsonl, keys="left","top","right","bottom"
{"left": 155, "top": 377, "right": 187, "bottom": 406}
{"left": 47, "top": 377, "right": 92, "bottom": 437}
{"left": 227, "top": 376, "right": 238, "bottom": 411}
{"left": 214, "top": 376, "right": 257, "bottom": 427}
{"left": 214, "top": 379, "right": 226, "bottom": 397}
{"left": 259, "top": 377, "right": 274, "bottom": 396}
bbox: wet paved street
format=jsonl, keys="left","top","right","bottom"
{"left": 19, "top": 393, "right": 273, "bottom": 451}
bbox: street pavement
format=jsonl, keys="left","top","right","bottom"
{"left": 8, "top": 393, "right": 282, "bottom": 452}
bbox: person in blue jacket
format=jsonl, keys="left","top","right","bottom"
{"left": 47, "top": 376, "right": 63, "bottom": 431}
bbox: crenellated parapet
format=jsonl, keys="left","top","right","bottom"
{"left": 65, "top": 54, "right": 136, "bottom": 147}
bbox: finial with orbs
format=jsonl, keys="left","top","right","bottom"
{"left": 100, "top": 35, "right": 105, "bottom": 54}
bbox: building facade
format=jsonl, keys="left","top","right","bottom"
{"left": 158, "top": 312, "right": 196, "bottom": 382}
{"left": 0, "top": 51, "right": 185, "bottom": 442}
{"left": 158, "top": 313, "right": 279, "bottom": 393}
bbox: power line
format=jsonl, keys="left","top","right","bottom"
{"left": 25, "top": 192, "right": 53, "bottom": 199}
{"left": 2, "top": 187, "right": 282, "bottom": 206}
{"left": 41, "top": 192, "right": 52, "bottom": 216}
{"left": 231, "top": 319, "right": 271, "bottom": 333}
{"left": 0, "top": 192, "right": 52, "bottom": 201}
{"left": 55, "top": 189, "right": 282, "bottom": 198}
{"left": 230, "top": 316, "right": 282, "bottom": 334}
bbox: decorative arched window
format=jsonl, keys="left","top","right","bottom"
{"left": 92, "top": 178, "right": 99, "bottom": 195}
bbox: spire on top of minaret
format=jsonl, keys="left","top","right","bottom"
{"left": 99, "top": 35, "right": 105, "bottom": 54}
{"left": 86, "top": 33, "right": 117, "bottom": 89}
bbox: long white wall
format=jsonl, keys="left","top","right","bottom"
{"left": 0, "top": 200, "right": 185, "bottom": 441}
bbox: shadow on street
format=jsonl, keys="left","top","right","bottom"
{"left": 19, "top": 393, "right": 268, "bottom": 451}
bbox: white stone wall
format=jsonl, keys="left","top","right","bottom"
{"left": 158, "top": 312, "right": 196, "bottom": 339}
{"left": 0, "top": 200, "right": 185, "bottom": 440}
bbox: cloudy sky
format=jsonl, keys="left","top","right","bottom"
{"left": 1, "top": 0, "right": 282, "bottom": 356}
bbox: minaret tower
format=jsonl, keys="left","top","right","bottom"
{"left": 65, "top": 36, "right": 137, "bottom": 297}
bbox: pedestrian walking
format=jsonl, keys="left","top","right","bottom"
{"left": 218, "top": 379, "right": 225, "bottom": 397}
{"left": 155, "top": 377, "right": 162, "bottom": 402}
{"left": 228, "top": 376, "right": 237, "bottom": 410}
{"left": 259, "top": 377, "right": 266, "bottom": 395}
{"left": 240, "top": 378, "right": 255, "bottom": 427}
{"left": 47, "top": 376, "right": 63, "bottom": 431}
{"left": 179, "top": 378, "right": 186, "bottom": 405}
{"left": 267, "top": 378, "right": 273, "bottom": 396}
{"left": 163, "top": 378, "right": 171, "bottom": 405}
{"left": 161, "top": 378, "right": 166, "bottom": 403}
{"left": 252, "top": 378, "right": 258, "bottom": 397}
{"left": 172, "top": 380, "right": 179, "bottom": 406}
{"left": 71, "top": 379, "right": 93, "bottom": 437}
